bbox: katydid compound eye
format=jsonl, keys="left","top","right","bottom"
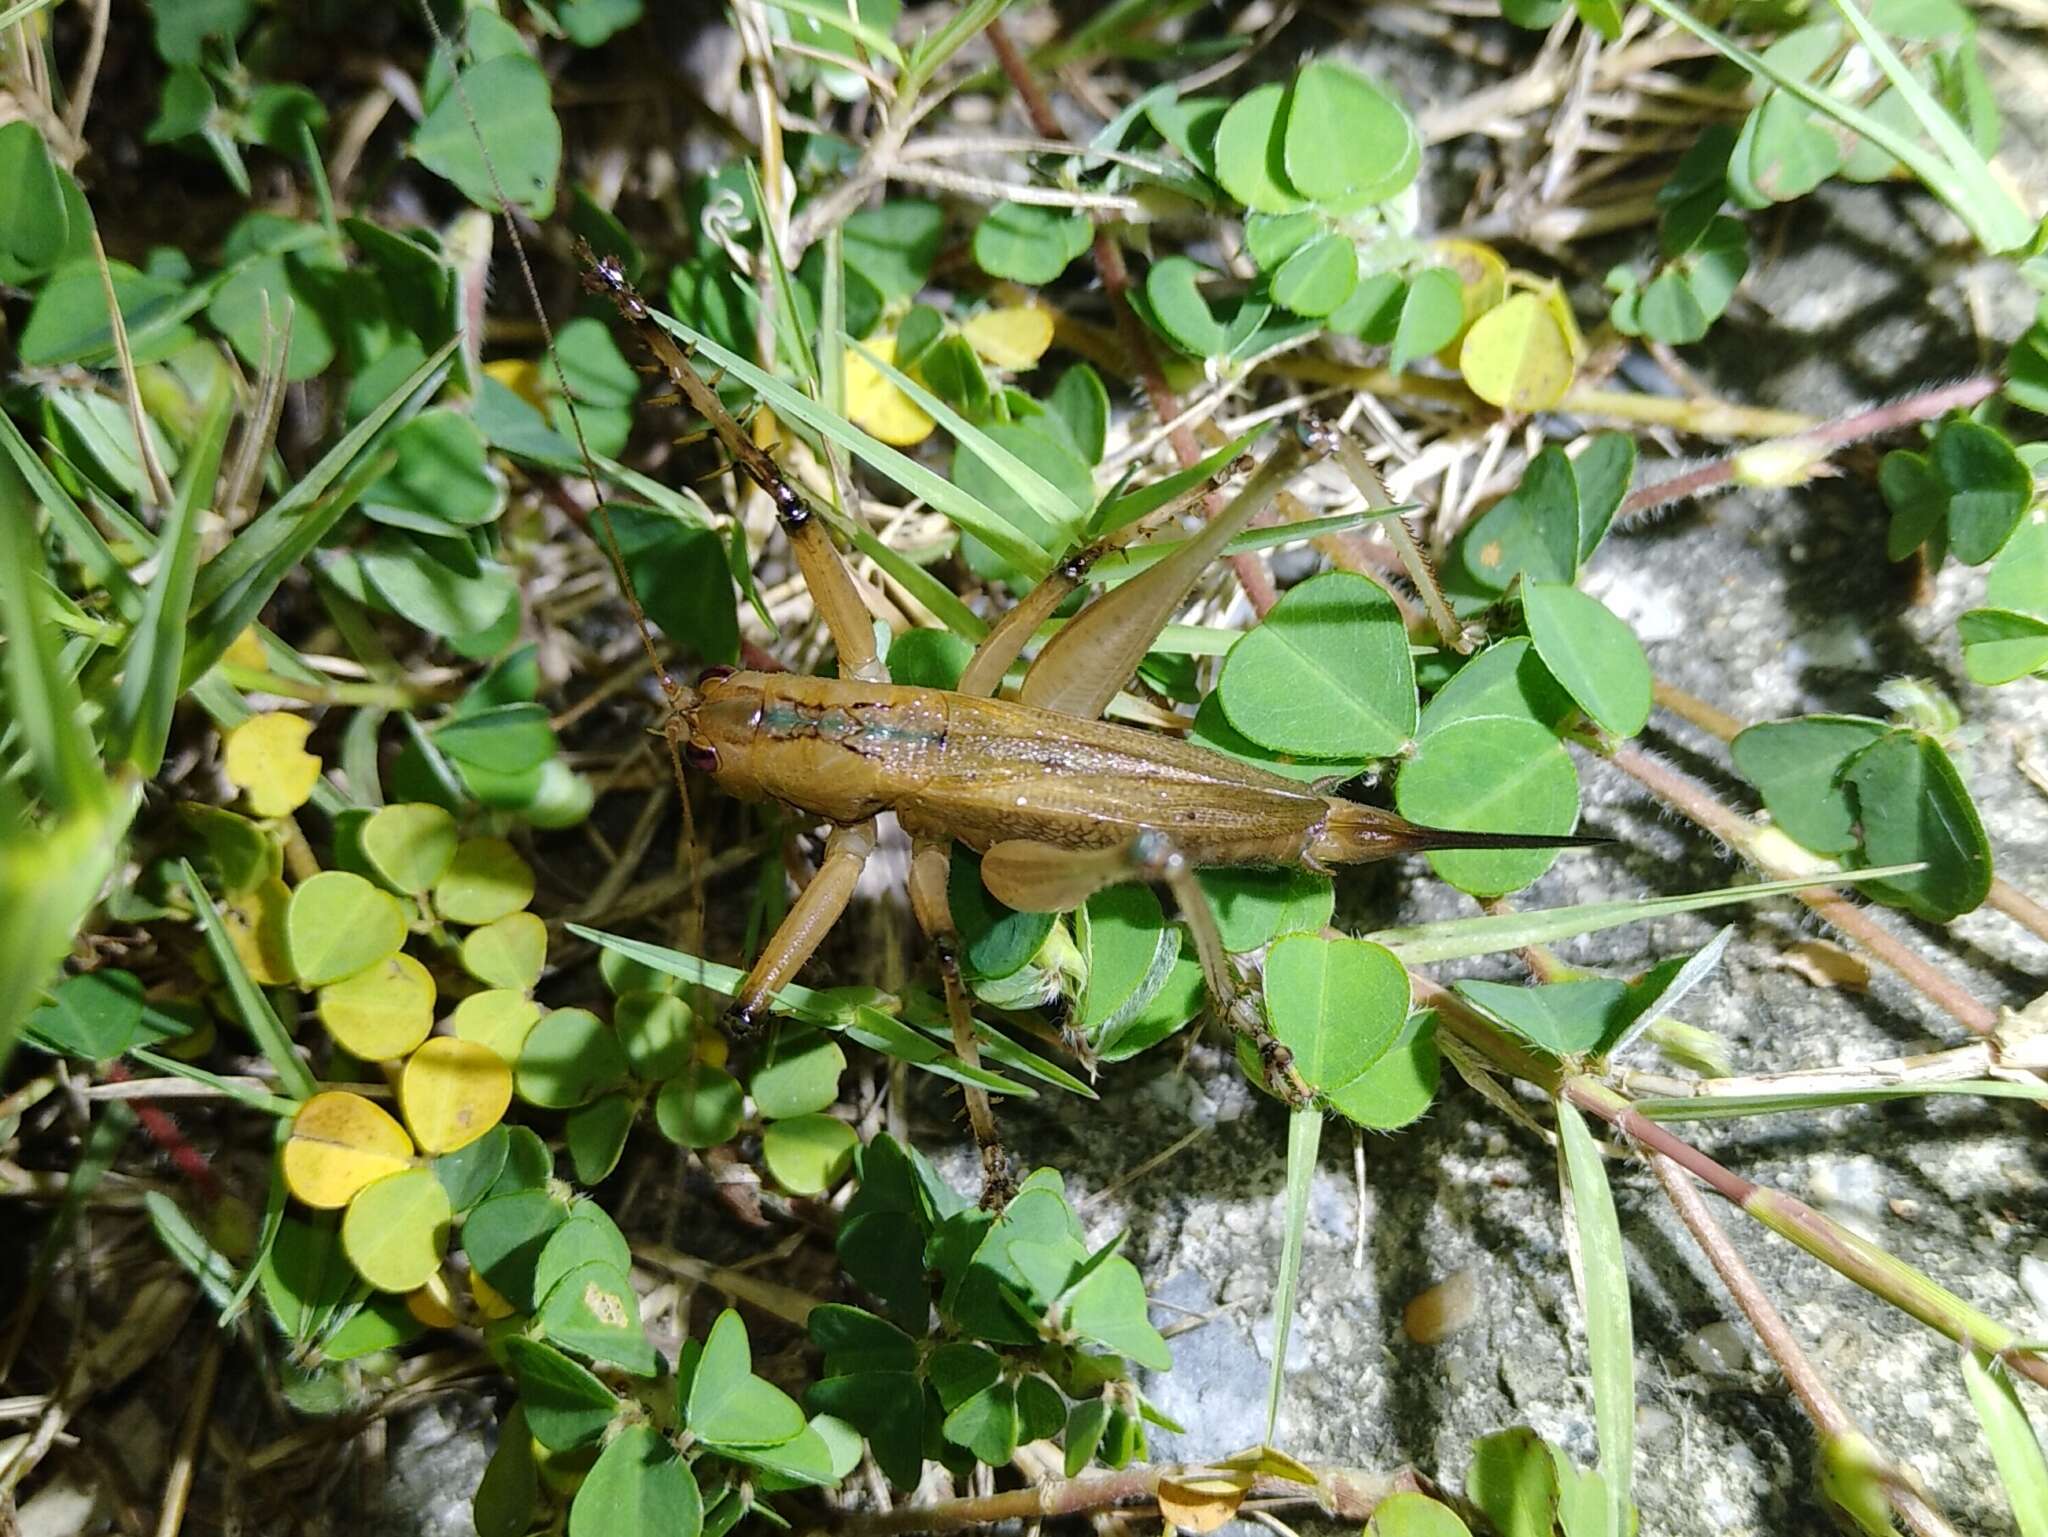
{"left": 684, "top": 741, "right": 720, "bottom": 773}
{"left": 697, "top": 664, "right": 736, "bottom": 686}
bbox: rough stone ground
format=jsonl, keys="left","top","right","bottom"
{"left": 357, "top": 30, "right": 2048, "bottom": 1537}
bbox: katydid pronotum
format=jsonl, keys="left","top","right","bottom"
{"left": 559, "top": 248, "right": 1602, "bottom": 1202}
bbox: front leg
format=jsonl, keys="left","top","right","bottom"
{"left": 724, "top": 817, "right": 877, "bottom": 1036}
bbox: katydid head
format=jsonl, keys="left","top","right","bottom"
{"left": 665, "top": 668, "right": 770, "bottom": 799}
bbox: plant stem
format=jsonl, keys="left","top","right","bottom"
{"left": 1328, "top": 425, "right": 1466, "bottom": 651}
{"left": 1271, "top": 358, "right": 1819, "bottom": 439}
{"left": 1619, "top": 375, "right": 1998, "bottom": 521}
{"left": 1649, "top": 1155, "right": 1852, "bottom": 1433}
{"left": 1649, "top": 1156, "right": 1959, "bottom": 1537}
{"left": 821, "top": 1462, "right": 1417, "bottom": 1535}
{"left": 1606, "top": 743, "right": 2001, "bottom": 1037}
{"left": 1650, "top": 677, "right": 1745, "bottom": 741}
{"left": 1416, "top": 984, "right": 2048, "bottom": 1390}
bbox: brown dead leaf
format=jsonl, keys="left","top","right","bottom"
{"left": 1156, "top": 1470, "right": 1253, "bottom": 1533}
{"left": 1775, "top": 940, "right": 1871, "bottom": 992}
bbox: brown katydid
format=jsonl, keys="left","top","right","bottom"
{"left": 556, "top": 249, "right": 1603, "bottom": 1200}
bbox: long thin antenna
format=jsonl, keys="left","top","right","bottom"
{"left": 411, "top": 1, "right": 703, "bottom": 948}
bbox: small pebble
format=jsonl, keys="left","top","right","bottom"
{"left": 1404, "top": 1268, "right": 1481, "bottom": 1344}
{"left": 1683, "top": 1321, "right": 1751, "bottom": 1376}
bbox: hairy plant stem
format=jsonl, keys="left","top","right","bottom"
{"left": 1272, "top": 358, "right": 1818, "bottom": 439}
{"left": 1618, "top": 375, "right": 1999, "bottom": 521}
{"left": 819, "top": 1462, "right": 1418, "bottom": 1535}
{"left": 1413, "top": 982, "right": 2048, "bottom": 1389}
{"left": 1649, "top": 1156, "right": 1959, "bottom": 1537}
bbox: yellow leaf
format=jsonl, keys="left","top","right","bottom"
{"left": 222, "top": 626, "right": 269, "bottom": 672}
{"left": 400, "top": 1036, "right": 514, "bottom": 1154}
{"left": 1157, "top": 1471, "right": 1252, "bottom": 1533}
{"left": 961, "top": 305, "right": 1055, "bottom": 370}
{"left": 1459, "top": 290, "right": 1578, "bottom": 413}
{"left": 484, "top": 357, "right": 547, "bottom": 411}
{"left": 1432, "top": 238, "right": 1509, "bottom": 362}
{"left": 696, "top": 1028, "right": 729, "bottom": 1069}
{"left": 470, "top": 1267, "right": 518, "bottom": 1321}
{"left": 844, "top": 336, "right": 935, "bottom": 447}
{"left": 222, "top": 876, "right": 293, "bottom": 985}
{"left": 451, "top": 989, "right": 542, "bottom": 1063}
{"left": 408, "top": 1272, "right": 460, "bottom": 1329}
{"left": 317, "top": 952, "right": 437, "bottom": 1061}
{"left": 223, "top": 712, "right": 322, "bottom": 818}
{"left": 283, "top": 1090, "right": 415, "bottom": 1209}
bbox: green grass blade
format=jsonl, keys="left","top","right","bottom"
{"left": 221, "top": 1134, "right": 292, "bottom": 1323}
{"left": 1635, "top": 1080, "right": 2048, "bottom": 1119}
{"left": 1607, "top": 926, "right": 1733, "bottom": 1059}
{"left": 1092, "top": 425, "right": 1272, "bottom": 534}
{"left": 1823, "top": 0, "right": 2036, "bottom": 253}
{"left": 111, "top": 380, "right": 234, "bottom": 773}
{"left": 901, "top": 0, "right": 1015, "bottom": 98}
{"left": 0, "top": 778, "right": 129, "bottom": 1064}
{"left": 146, "top": 1189, "right": 241, "bottom": 1312}
{"left": 840, "top": 518, "right": 987, "bottom": 640}
{"left": 565, "top": 925, "right": 1045, "bottom": 1096}
{"left": 0, "top": 0, "right": 63, "bottom": 29}
{"left": 182, "top": 442, "right": 398, "bottom": 688}
{"left": 0, "top": 452, "right": 110, "bottom": 816}
{"left": 650, "top": 311, "right": 1053, "bottom": 575}
{"left": 0, "top": 411, "right": 139, "bottom": 616}
{"left": 847, "top": 334, "right": 1085, "bottom": 559}
{"left": 898, "top": 991, "right": 1095, "bottom": 1098}
{"left": 819, "top": 229, "right": 848, "bottom": 421}
{"left": 1092, "top": 508, "right": 1385, "bottom": 585}
{"left": 1959, "top": 1348, "right": 2048, "bottom": 1537}
{"left": 190, "top": 337, "right": 456, "bottom": 613}
{"left": 176, "top": 860, "right": 317, "bottom": 1102}
{"left": 128, "top": 1044, "right": 302, "bottom": 1117}
{"left": 1638, "top": 0, "right": 2033, "bottom": 252}
{"left": 1367, "top": 865, "right": 1928, "bottom": 963}
{"left": 1265, "top": 1106, "right": 1322, "bottom": 1441}
{"left": 753, "top": 164, "right": 822, "bottom": 394}
{"left": 1557, "top": 1093, "right": 1635, "bottom": 1536}
{"left": 755, "top": 0, "right": 905, "bottom": 64}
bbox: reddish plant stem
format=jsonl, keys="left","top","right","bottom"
{"left": 1607, "top": 742, "right": 2002, "bottom": 1037}
{"left": 1418, "top": 983, "right": 2048, "bottom": 1391}
{"left": 823, "top": 1463, "right": 1417, "bottom": 1535}
{"left": 984, "top": 18, "right": 1278, "bottom": 616}
{"left": 103, "top": 1060, "right": 221, "bottom": 1202}
{"left": 1648, "top": 1157, "right": 1958, "bottom": 1537}
{"left": 1650, "top": 677, "right": 1745, "bottom": 741}
{"left": 1620, "top": 375, "right": 1999, "bottom": 522}
{"left": 1649, "top": 1155, "right": 1848, "bottom": 1434}
{"left": 1987, "top": 878, "right": 2048, "bottom": 944}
